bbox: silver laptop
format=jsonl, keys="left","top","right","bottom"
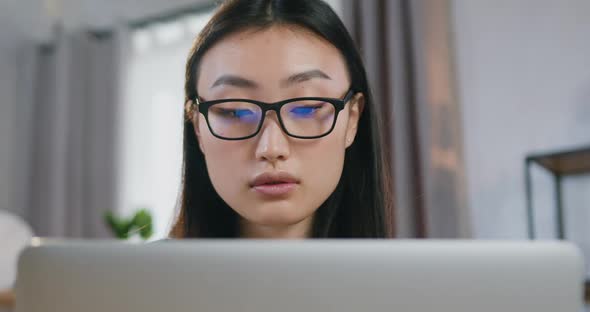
{"left": 15, "top": 240, "right": 585, "bottom": 312}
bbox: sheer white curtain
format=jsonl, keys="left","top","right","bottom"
{"left": 117, "top": 12, "right": 213, "bottom": 240}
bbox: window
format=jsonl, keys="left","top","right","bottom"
{"left": 117, "top": 10, "right": 213, "bottom": 240}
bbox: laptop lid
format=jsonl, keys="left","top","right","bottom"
{"left": 15, "top": 240, "right": 585, "bottom": 312}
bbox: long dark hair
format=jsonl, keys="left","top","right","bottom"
{"left": 170, "top": 0, "right": 394, "bottom": 238}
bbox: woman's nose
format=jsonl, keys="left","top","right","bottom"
{"left": 254, "top": 112, "right": 291, "bottom": 163}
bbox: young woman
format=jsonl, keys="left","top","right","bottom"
{"left": 169, "top": 0, "right": 393, "bottom": 239}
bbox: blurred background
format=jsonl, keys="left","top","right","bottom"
{"left": 0, "top": 0, "right": 589, "bottom": 285}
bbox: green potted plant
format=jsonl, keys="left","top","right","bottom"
{"left": 104, "top": 208, "right": 154, "bottom": 240}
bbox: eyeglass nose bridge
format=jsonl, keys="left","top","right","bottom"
{"left": 251, "top": 100, "right": 293, "bottom": 138}
{"left": 258, "top": 101, "right": 284, "bottom": 115}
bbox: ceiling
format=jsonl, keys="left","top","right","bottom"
{"left": 0, "top": 0, "right": 211, "bottom": 44}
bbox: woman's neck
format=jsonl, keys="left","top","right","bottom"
{"left": 239, "top": 216, "right": 314, "bottom": 239}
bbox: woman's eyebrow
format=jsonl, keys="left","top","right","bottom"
{"left": 211, "top": 75, "right": 259, "bottom": 89}
{"left": 210, "top": 70, "right": 332, "bottom": 89}
{"left": 281, "top": 69, "right": 332, "bottom": 87}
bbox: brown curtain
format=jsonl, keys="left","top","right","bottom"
{"left": 341, "top": 0, "right": 471, "bottom": 238}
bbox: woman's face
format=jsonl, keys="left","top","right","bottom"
{"left": 192, "top": 25, "right": 363, "bottom": 238}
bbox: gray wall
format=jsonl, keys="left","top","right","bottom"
{"left": 452, "top": 0, "right": 590, "bottom": 243}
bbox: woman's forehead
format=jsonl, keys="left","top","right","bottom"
{"left": 197, "top": 25, "right": 350, "bottom": 92}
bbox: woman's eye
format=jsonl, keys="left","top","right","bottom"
{"left": 234, "top": 109, "right": 255, "bottom": 118}
{"left": 289, "top": 105, "right": 323, "bottom": 117}
{"left": 219, "top": 108, "right": 255, "bottom": 119}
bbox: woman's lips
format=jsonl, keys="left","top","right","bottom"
{"left": 250, "top": 171, "right": 300, "bottom": 197}
{"left": 252, "top": 182, "right": 298, "bottom": 196}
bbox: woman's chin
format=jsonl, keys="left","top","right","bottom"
{"left": 240, "top": 205, "right": 312, "bottom": 228}
{"left": 249, "top": 214, "right": 308, "bottom": 228}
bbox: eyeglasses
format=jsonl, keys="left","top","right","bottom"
{"left": 194, "top": 88, "right": 354, "bottom": 140}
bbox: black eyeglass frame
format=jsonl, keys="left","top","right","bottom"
{"left": 194, "top": 88, "right": 355, "bottom": 140}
